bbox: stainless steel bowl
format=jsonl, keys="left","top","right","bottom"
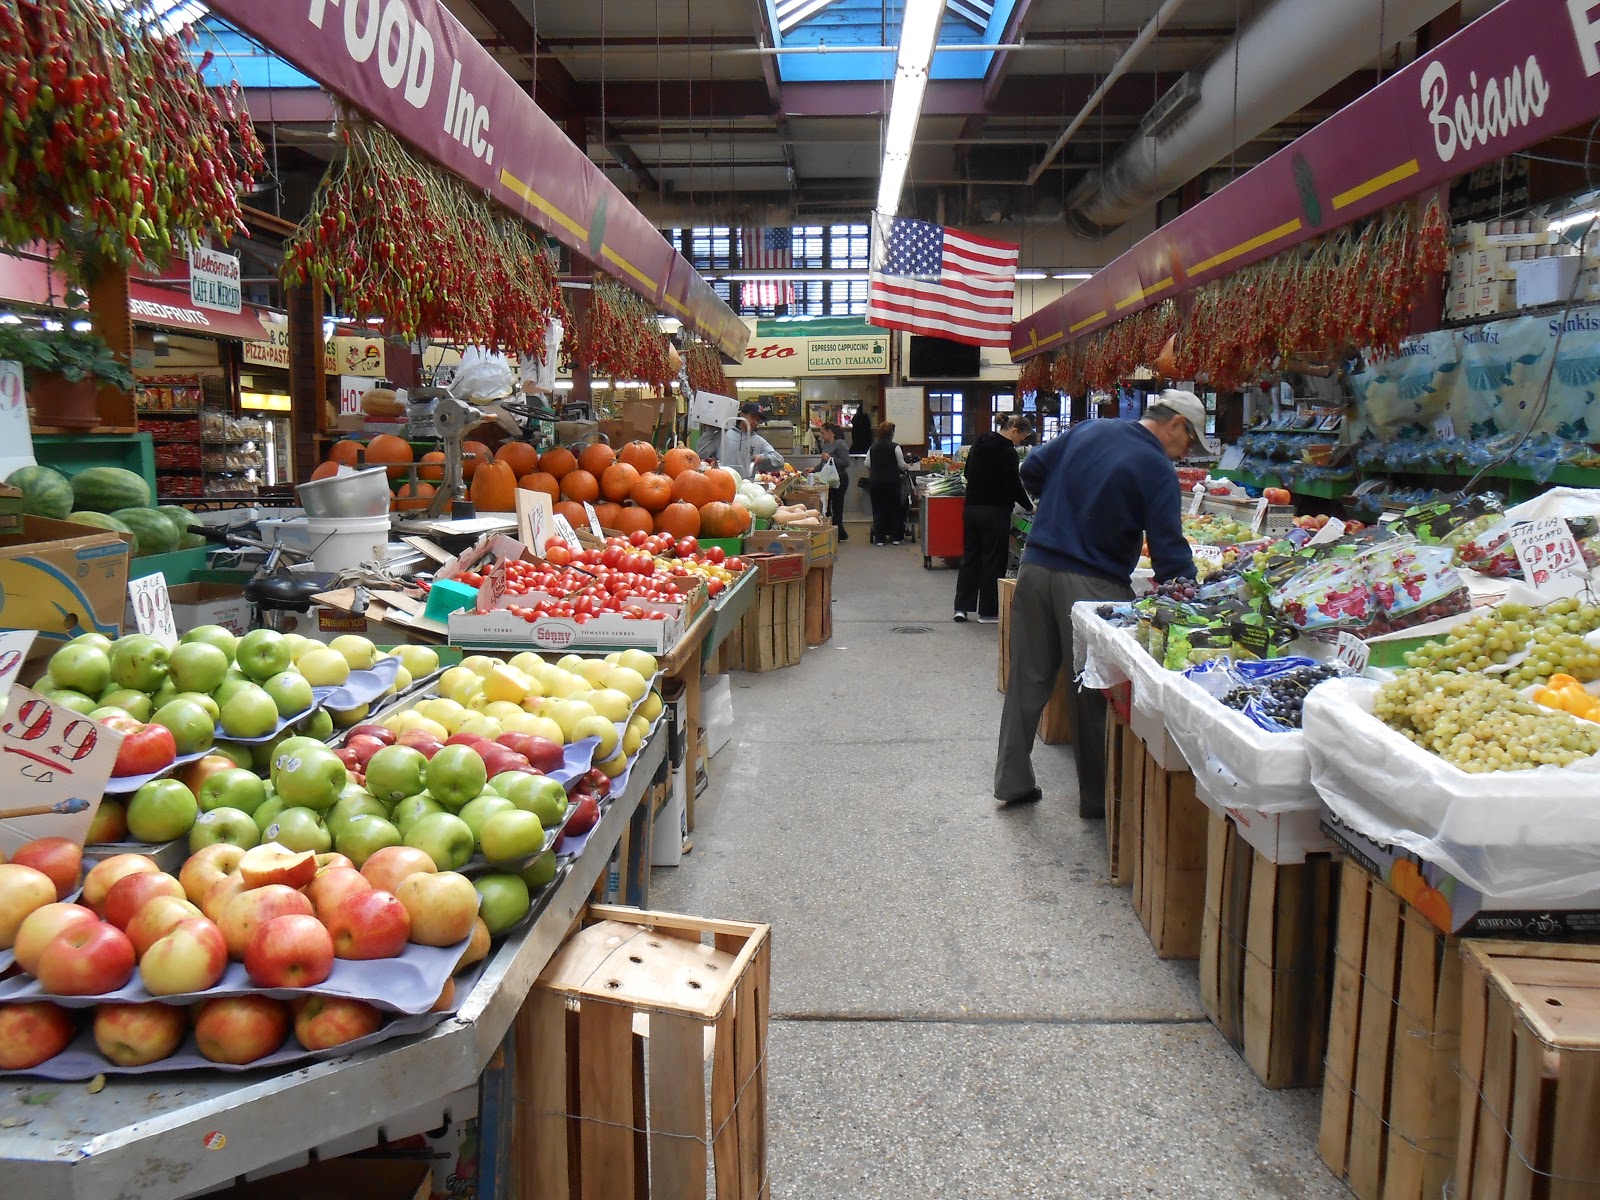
{"left": 296, "top": 466, "right": 392, "bottom": 518}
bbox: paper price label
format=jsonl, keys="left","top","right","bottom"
{"left": 1511, "top": 519, "right": 1584, "bottom": 589}
{"left": 1192, "top": 545, "right": 1225, "bottom": 563}
{"left": 0, "top": 631, "right": 35, "bottom": 703}
{"left": 1252, "top": 496, "right": 1270, "bottom": 532}
{"left": 0, "top": 361, "right": 21, "bottom": 411}
{"left": 477, "top": 559, "right": 510, "bottom": 611}
{"left": 1188, "top": 488, "right": 1205, "bottom": 516}
{"left": 1434, "top": 414, "right": 1457, "bottom": 439}
{"left": 128, "top": 572, "right": 178, "bottom": 647}
{"left": 583, "top": 502, "right": 603, "bottom": 538}
{"left": 516, "top": 489, "right": 554, "bottom": 557}
{"left": 1334, "top": 632, "right": 1370, "bottom": 674}
{"left": 0, "top": 686, "right": 122, "bottom": 857}
{"left": 551, "top": 514, "right": 583, "bottom": 552}
{"left": 1308, "top": 517, "right": 1347, "bottom": 546}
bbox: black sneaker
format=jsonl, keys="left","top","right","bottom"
{"left": 996, "top": 787, "right": 1043, "bottom": 808}
{"left": 953, "top": 611, "right": 968, "bottom": 622}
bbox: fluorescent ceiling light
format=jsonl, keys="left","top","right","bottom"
{"left": 875, "top": 0, "right": 948, "bottom": 218}
{"left": 1551, "top": 208, "right": 1600, "bottom": 232}
{"left": 737, "top": 379, "right": 796, "bottom": 388}
{"left": 41, "top": 319, "right": 63, "bottom": 332}
{"left": 1014, "top": 271, "right": 1047, "bottom": 280}
{"left": 1053, "top": 272, "right": 1094, "bottom": 280}
{"left": 554, "top": 380, "right": 574, "bottom": 390}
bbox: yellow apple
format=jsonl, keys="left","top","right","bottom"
{"left": 573, "top": 714, "right": 619, "bottom": 759}
{"left": 637, "top": 690, "right": 664, "bottom": 723}
{"left": 459, "top": 714, "right": 504, "bottom": 740}
{"left": 524, "top": 715, "right": 565, "bottom": 744}
{"left": 460, "top": 654, "right": 500, "bottom": 678}
{"left": 602, "top": 666, "right": 648, "bottom": 703}
{"left": 544, "top": 671, "right": 586, "bottom": 700}
{"left": 394, "top": 644, "right": 440, "bottom": 678}
{"left": 329, "top": 634, "right": 380, "bottom": 671}
{"left": 594, "top": 749, "right": 628, "bottom": 778}
{"left": 603, "top": 652, "right": 621, "bottom": 665}
{"left": 407, "top": 715, "right": 450, "bottom": 742}
{"left": 483, "top": 663, "right": 536, "bottom": 705}
{"left": 586, "top": 688, "right": 632, "bottom": 723}
{"left": 617, "top": 648, "right": 659, "bottom": 677}
{"left": 575, "top": 660, "right": 611, "bottom": 687}
{"left": 298, "top": 647, "right": 352, "bottom": 687}
{"left": 417, "top": 697, "right": 467, "bottom": 732}
{"left": 508, "top": 652, "right": 544, "bottom": 674}
{"left": 332, "top": 703, "right": 370, "bottom": 728}
{"left": 621, "top": 717, "right": 645, "bottom": 756}
{"left": 555, "top": 654, "right": 587, "bottom": 675}
{"left": 285, "top": 634, "right": 316, "bottom": 661}
{"left": 484, "top": 701, "right": 525, "bottom": 722}
{"left": 389, "top": 664, "right": 412, "bottom": 693}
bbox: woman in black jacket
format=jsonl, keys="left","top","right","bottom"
{"left": 953, "top": 415, "right": 1034, "bottom": 621}
{"left": 866, "top": 421, "right": 908, "bottom": 545}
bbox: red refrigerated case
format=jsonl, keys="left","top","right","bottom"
{"left": 921, "top": 494, "right": 964, "bottom": 568}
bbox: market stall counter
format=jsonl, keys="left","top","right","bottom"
{"left": 0, "top": 728, "right": 667, "bottom": 1200}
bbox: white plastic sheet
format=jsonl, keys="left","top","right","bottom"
{"left": 1163, "top": 668, "right": 1320, "bottom": 814}
{"left": 1304, "top": 677, "right": 1600, "bottom": 902}
{"left": 1072, "top": 604, "right": 1182, "bottom": 767}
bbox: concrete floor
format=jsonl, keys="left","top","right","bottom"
{"left": 651, "top": 535, "right": 1347, "bottom": 1199}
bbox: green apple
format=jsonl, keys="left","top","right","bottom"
{"left": 189, "top": 807, "right": 260, "bottom": 852}
{"left": 70, "top": 631, "right": 115, "bottom": 654}
{"left": 172, "top": 691, "right": 221, "bottom": 722}
{"left": 109, "top": 633, "right": 170, "bottom": 692}
{"left": 197, "top": 767, "right": 267, "bottom": 815}
{"left": 211, "top": 677, "right": 257, "bottom": 708}
{"left": 168, "top": 641, "right": 230, "bottom": 695}
{"left": 303, "top": 708, "right": 335, "bottom": 740}
{"left": 327, "top": 792, "right": 389, "bottom": 838}
{"left": 90, "top": 705, "right": 134, "bottom": 722}
{"left": 182, "top": 624, "right": 238, "bottom": 660}
{"left": 152, "top": 698, "right": 217, "bottom": 756}
{"left": 209, "top": 741, "right": 253, "bottom": 769}
{"left": 520, "top": 850, "right": 558, "bottom": 890}
{"left": 297, "top": 647, "right": 350, "bottom": 687}
{"left": 425, "top": 744, "right": 488, "bottom": 810}
{"left": 149, "top": 679, "right": 179, "bottom": 709}
{"left": 365, "top": 745, "right": 429, "bottom": 805}
{"left": 270, "top": 744, "right": 347, "bottom": 811}
{"left": 334, "top": 814, "right": 402, "bottom": 867}
{"left": 235, "top": 628, "right": 293, "bottom": 682}
{"left": 219, "top": 684, "right": 280, "bottom": 739}
{"left": 329, "top": 634, "right": 380, "bottom": 671}
{"left": 473, "top": 873, "right": 531, "bottom": 934}
{"left": 127, "top": 778, "right": 199, "bottom": 842}
{"left": 395, "top": 644, "right": 440, "bottom": 678}
{"left": 404, "top": 811, "right": 475, "bottom": 871}
{"left": 252, "top": 794, "right": 288, "bottom": 835}
{"left": 495, "top": 774, "right": 568, "bottom": 828}
{"left": 479, "top": 809, "right": 546, "bottom": 864}
{"left": 261, "top": 670, "right": 314, "bottom": 718}
{"left": 263, "top": 806, "right": 332, "bottom": 854}
{"left": 48, "top": 642, "right": 111, "bottom": 696}
{"left": 45, "top": 689, "right": 99, "bottom": 715}
{"left": 98, "top": 687, "right": 153, "bottom": 721}
{"left": 392, "top": 793, "right": 444, "bottom": 836}
{"left": 459, "top": 794, "right": 515, "bottom": 842}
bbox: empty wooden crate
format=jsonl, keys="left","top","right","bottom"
{"left": 1104, "top": 708, "right": 1140, "bottom": 887}
{"left": 804, "top": 563, "right": 833, "bottom": 646}
{"left": 995, "top": 575, "right": 1073, "bottom": 744}
{"left": 1133, "top": 747, "right": 1208, "bottom": 959}
{"left": 516, "top": 905, "right": 771, "bottom": 1200}
{"left": 734, "top": 577, "right": 804, "bottom": 672}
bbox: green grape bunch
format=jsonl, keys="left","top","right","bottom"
{"left": 1402, "top": 598, "right": 1600, "bottom": 688}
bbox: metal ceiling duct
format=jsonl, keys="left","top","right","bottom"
{"left": 1067, "top": 0, "right": 1465, "bottom": 233}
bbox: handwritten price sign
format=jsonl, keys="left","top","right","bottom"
{"left": 0, "top": 630, "right": 35, "bottom": 703}
{"left": 477, "top": 558, "right": 510, "bottom": 611}
{"left": 583, "top": 502, "right": 604, "bottom": 538}
{"left": 128, "top": 571, "right": 178, "bottom": 646}
{"left": 1334, "top": 631, "right": 1370, "bottom": 674}
{"left": 0, "top": 686, "right": 121, "bottom": 857}
{"left": 551, "top": 514, "right": 583, "bottom": 552}
{"left": 1511, "top": 519, "right": 1585, "bottom": 590}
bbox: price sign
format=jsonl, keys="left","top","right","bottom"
{"left": 583, "top": 502, "right": 604, "bottom": 538}
{"left": 1188, "top": 488, "right": 1205, "bottom": 516}
{"left": 1192, "top": 545, "right": 1225, "bottom": 563}
{"left": 516, "top": 489, "right": 554, "bottom": 557}
{"left": 128, "top": 572, "right": 177, "bottom": 647}
{"left": 1434, "top": 414, "right": 1457, "bottom": 439}
{"left": 0, "top": 360, "right": 21, "bottom": 411}
{"left": 1252, "top": 496, "right": 1270, "bottom": 532}
{"left": 0, "top": 686, "right": 122, "bottom": 857}
{"left": 477, "top": 559, "right": 509, "bottom": 611}
{"left": 0, "top": 631, "right": 34, "bottom": 703}
{"left": 1334, "top": 632, "right": 1370, "bottom": 674}
{"left": 551, "top": 514, "right": 583, "bottom": 552}
{"left": 1511, "top": 519, "right": 1585, "bottom": 589}
{"left": 1308, "top": 517, "right": 1347, "bottom": 546}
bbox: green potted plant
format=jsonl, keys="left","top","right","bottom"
{"left": 0, "top": 322, "right": 136, "bottom": 429}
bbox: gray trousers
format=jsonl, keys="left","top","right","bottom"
{"left": 994, "top": 561, "right": 1133, "bottom": 815}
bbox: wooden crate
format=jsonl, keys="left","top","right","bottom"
{"left": 996, "top": 575, "right": 1072, "bottom": 743}
{"left": 516, "top": 905, "right": 772, "bottom": 1200}
{"left": 1104, "top": 708, "right": 1139, "bottom": 887}
{"left": 804, "top": 563, "right": 833, "bottom": 646}
{"left": 731, "top": 578, "right": 804, "bottom": 673}
{"left": 1134, "top": 749, "right": 1208, "bottom": 959}
{"left": 998, "top": 576, "right": 1014, "bottom": 692}
{"left": 1319, "top": 860, "right": 1461, "bottom": 1200}
{"left": 1457, "top": 941, "right": 1600, "bottom": 1200}
{"left": 1198, "top": 810, "right": 1339, "bottom": 1089}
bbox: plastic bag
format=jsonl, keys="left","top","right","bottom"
{"left": 817, "top": 458, "right": 840, "bottom": 487}
{"left": 1271, "top": 537, "right": 1469, "bottom": 636}
{"left": 450, "top": 348, "right": 517, "bottom": 403}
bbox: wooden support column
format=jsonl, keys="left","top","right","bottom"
{"left": 286, "top": 282, "right": 324, "bottom": 484}
{"left": 85, "top": 260, "right": 137, "bottom": 431}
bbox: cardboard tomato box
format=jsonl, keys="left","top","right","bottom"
{"left": 448, "top": 592, "right": 686, "bottom": 653}
{"left": 0, "top": 516, "right": 132, "bottom": 660}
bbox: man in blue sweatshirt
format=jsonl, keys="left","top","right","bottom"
{"left": 995, "top": 390, "right": 1202, "bottom": 817}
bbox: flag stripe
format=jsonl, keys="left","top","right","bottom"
{"left": 874, "top": 272, "right": 1014, "bottom": 302}
{"left": 944, "top": 239, "right": 1019, "bottom": 270}
{"left": 864, "top": 305, "right": 1003, "bottom": 346}
{"left": 866, "top": 290, "right": 1011, "bottom": 332}
{"left": 868, "top": 277, "right": 1014, "bottom": 317}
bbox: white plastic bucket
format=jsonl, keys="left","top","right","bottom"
{"left": 306, "top": 513, "right": 392, "bottom": 574}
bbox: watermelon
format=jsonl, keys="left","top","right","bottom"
{"left": 70, "top": 466, "right": 151, "bottom": 513}
{"left": 158, "top": 504, "right": 206, "bottom": 550}
{"left": 6, "top": 464, "right": 74, "bottom": 519}
{"left": 66, "top": 510, "right": 134, "bottom": 546}
{"left": 113, "top": 507, "right": 179, "bottom": 557}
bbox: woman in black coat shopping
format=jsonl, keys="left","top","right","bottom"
{"left": 819, "top": 422, "right": 851, "bottom": 542}
{"left": 953, "top": 415, "right": 1034, "bottom": 622}
{"left": 866, "top": 421, "right": 908, "bottom": 545}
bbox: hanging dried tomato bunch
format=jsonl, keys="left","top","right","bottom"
{"left": 0, "top": 2, "right": 264, "bottom": 274}
{"left": 1017, "top": 354, "right": 1052, "bottom": 395}
{"left": 560, "top": 277, "right": 673, "bottom": 387}
{"left": 1049, "top": 343, "right": 1081, "bottom": 395}
{"left": 684, "top": 340, "right": 730, "bottom": 396}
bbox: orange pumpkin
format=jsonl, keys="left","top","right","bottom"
{"left": 600, "top": 462, "right": 640, "bottom": 502}
{"left": 656, "top": 502, "right": 702, "bottom": 540}
{"left": 495, "top": 441, "right": 540, "bottom": 478}
{"left": 705, "top": 466, "right": 739, "bottom": 504}
{"left": 469, "top": 458, "right": 516, "bottom": 512}
{"left": 311, "top": 461, "right": 342, "bottom": 481}
{"left": 617, "top": 440, "right": 659, "bottom": 474}
{"left": 614, "top": 507, "right": 654, "bottom": 536}
{"left": 329, "top": 439, "right": 365, "bottom": 469}
{"left": 699, "top": 501, "right": 748, "bottom": 539}
{"left": 555, "top": 500, "right": 589, "bottom": 528}
{"left": 578, "top": 442, "right": 615, "bottom": 476}
{"left": 631, "top": 472, "right": 673, "bottom": 513}
{"left": 661, "top": 446, "right": 702, "bottom": 478}
{"left": 560, "top": 469, "right": 600, "bottom": 503}
{"left": 461, "top": 440, "right": 491, "bottom": 480}
{"left": 518, "top": 471, "right": 560, "bottom": 502}
{"left": 393, "top": 481, "right": 437, "bottom": 512}
{"left": 366, "top": 433, "right": 414, "bottom": 479}
{"left": 593, "top": 501, "right": 624, "bottom": 529}
{"left": 671, "top": 470, "right": 714, "bottom": 509}
{"left": 540, "top": 446, "right": 578, "bottom": 479}
{"left": 418, "top": 451, "right": 446, "bottom": 482}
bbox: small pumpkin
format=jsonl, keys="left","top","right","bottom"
{"left": 540, "top": 446, "right": 578, "bottom": 479}
{"left": 630, "top": 472, "right": 673, "bottom": 513}
{"left": 495, "top": 441, "right": 540, "bottom": 478}
{"left": 418, "top": 450, "right": 447, "bottom": 482}
{"left": 699, "top": 500, "right": 749, "bottom": 539}
{"left": 671, "top": 470, "right": 714, "bottom": 509}
{"left": 329, "top": 439, "right": 364, "bottom": 469}
{"left": 461, "top": 440, "right": 492, "bottom": 481}
{"left": 469, "top": 458, "right": 517, "bottom": 512}
{"left": 311, "top": 461, "right": 341, "bottom": 481}
{"left": 594, "top": 501, "right": 625, "bottom": 529}
{"left": 560, "top": 469, "right": 600, "bottom": 503}
{"left": 366, "top": 433, "right": 414, "bottom": 479}
{"left": 578, "top": 442, "right": 616, "bottom": 477}
{"left": 656, "top": 501, "right": 702, "bottom": 540}
{"left": 600, "top": 462, "right": 640, "bottom": 502}
{"left": 518, "top": 471, "right": 560, "bottom": 501}
{"left": 393, "top": 481, "right": 437, "bottom": 512}
{"left": 614, "top": 507, "right": 654, "bottom": 536}
{"left": 555, "top": 500, "right": 589, "bottom": 528}
{"left": 617, "top": 440, "right": 660, "bottom": 474}
{"left": 661, "top": 446, "right": 702, "bottom": 478}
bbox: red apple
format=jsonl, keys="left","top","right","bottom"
{"left": 200, "top": 873, "right": 249, "bottom": 922}
{"left": 315, "top": 852, "right": 355, "bottom": 873}
{"left": 10, "top": 837, "right": 82, "bottom": 901}
{"left": 444, "top": 732, "right": 488, "bottom": 748}
{"left": 140, "top": 916, "right": 228, "bottom": 995}
{"left": 34, "top": 920, "right": 136, "bottom": 995}
{"left": 306, "top": 866, "right": 371, "bottom": 922}
{"left": 82, "top": 854, "right": 159, "bottom": 916}
{"left": 360, "top": 845, "right": 437, "bottom": 893}
{"left": 103, "top": 871, "right": 185, "bottom": 930}
{"left": 292, "top": 994, "right": 383, "bottom": 1050}
{"left": 325, "top": 888, "right": 410, "bottom": 960}
{"left": 520, "top": 737, "right": 566, "bottom": 774}
{"left": 125, "top": 895, "right": 203, "bottom": 959}
{"left": 334, "top": 747, "right": 364, "bottom": 772}
{"left": 343, "top": 734, "right": 387, "bottom": 767}
{"left": 0, "top": 863, "right": 59, "bottom": 950}
{"left": 0, "top": 1001, "right": 76, "bottom": 1069}
{"left": 180, "top": 843, "right": 246, "bottom": 905}
{"left": 86, "top": 797, "right": 128, "bottom": 844}
{"left": 480, "top": 747, "right": 531, "bottom": 777}
{"left": 495, "top": 732, "right": 533, "bottom": 755}
{"left": 395, "top": 871, "right": 478, "bottom": 946}
{"left": 177, "top": 753, "right": 242, "bottom": 795}
{"left": 13, "top": 902, "right": 99, "bottom": 975}
{"left": 455, "top": 917, "right": 492, "bottom": 973}
{"left": 581, "top": 768, "right": 612, "bottom": 799}
{"left": 244, "top": 913, "right": 334, "bottom": 988}
{"left": 194, "top": 994, "right": 289, "bottom": 1064}
{"left": 565, "top": 794, "right": 600, "bottom": 836}
{"left": 94, "top": 1001, "right": 187, "bottom": 1067}
{"left": 347, "top": 723, "right": 396, "bottom": 746}
{"left": 237, "top": 842, "right": 318, "bottom": 890}
{"left": 219, "top": 884, "right": 315, "bottom": 959}
{"left": 396, "top": 730, "right": 444, "bottom": 759}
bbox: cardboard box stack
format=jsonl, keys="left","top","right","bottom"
{"left": 1445, "top": 218, "right": 1587, "bottom": 320}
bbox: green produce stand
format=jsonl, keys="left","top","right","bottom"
{"left": 31, "top": 432, "right": 157, "bottom": 502}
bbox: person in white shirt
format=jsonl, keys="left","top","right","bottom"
{"left": 697, "top": 401, "right": 784, "bottom": 479}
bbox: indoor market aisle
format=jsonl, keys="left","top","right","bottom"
{"left": 651, "top": 536, "right": 1347, "bottom": 1200}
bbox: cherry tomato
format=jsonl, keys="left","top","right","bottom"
{"left": 546, "top": 545, "right": 572, "bottom": 566}
{"left": 706, "top": 547, "right": 726, "bottom": 565}
{"left": 726, "top": 557, "right": 745, "bottom": 572}
{"left": 628, "top": 530, "right": 648, "bottom": 547}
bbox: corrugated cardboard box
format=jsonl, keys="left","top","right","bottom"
{"left": 1515, "top": 255, "right": 1583, "bottom": 308}
{"left": 0, "top": 516, "right": 132, "bottom": 660}
{"left": 170, "top": 583, "right": 252, "bottom": 636}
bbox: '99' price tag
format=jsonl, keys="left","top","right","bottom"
{"left": 128, "top": 572, "right": 178, "bottom": 647}
{"left": 0, "top": 686, "right": 122, "bottom": 854}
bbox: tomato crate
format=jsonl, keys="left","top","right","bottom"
{"left": 1199, "top": 809, "right": 1339, "bottom": 1089}
{"left": 804, "top": 562, "right": 833, "bottom": 646}
{"left": 515, "top": 905, "right": 771, "bottom": 1200}
{"left": 448, "top": 595, "right": 687, "bottom": 654}
{"left": 1133, "top": 750, "right": 1208, "bottom": 959}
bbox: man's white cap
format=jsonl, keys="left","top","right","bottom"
{"left": 1158, "top": 389, "right": 1208, "bottom": 452}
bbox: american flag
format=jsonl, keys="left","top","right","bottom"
{"left": 867, "top": 214, "right": 1018, "bottom": 347}
{"left": 740, "top": 226, "right": 795, "bottom": 309}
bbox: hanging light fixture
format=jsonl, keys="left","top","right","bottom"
{"left": 876, "top": 0, "right": 948, "bottom": 217}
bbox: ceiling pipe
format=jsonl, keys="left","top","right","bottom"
{"left": 1068, "top": 0, "right": 1461, "bottom": 232}
{"left": 1026, "top": 0, "right": 1191, "bottom": 187}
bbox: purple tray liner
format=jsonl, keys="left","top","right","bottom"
{"left": 0, "top": 930, "right": 469, "bottom": 1015}
{"left": 103, "top": 748, "right": 212, "bottom": 795}
{"left": 312, "top": 656, "right": 402, "bottom": 713}
{"left": 212, "top": 697, "right": 322, "bottom": 746}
